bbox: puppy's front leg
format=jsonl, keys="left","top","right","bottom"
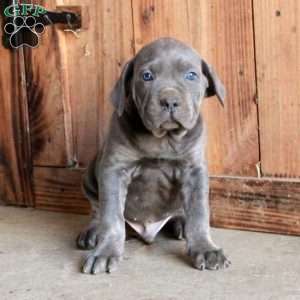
{"left": 182, "top": 166, "right": 230, "bottom": 271}
{"left": 82, "top": 166, "right": 130, "bottom": 274}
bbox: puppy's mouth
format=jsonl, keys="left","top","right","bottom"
{"left": 161, "top": 120, "right": 180, "bottom": 130}
{"left": 152, "top": 120, "right": 187, "bottom": 139}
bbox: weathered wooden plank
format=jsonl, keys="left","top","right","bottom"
{"left": 100, "top": 0, "right": 135, "bottom": 146}
{"left": 0, "top": 14, "right": 34, "bottom": 205}
{"left": 57, "top": 0, "right": 134, "bottom": 167}
{"left": 34, "top": 167, "right": 300, "bottom": 236}
{"left": 253, "top": 0, "right": 300, "bottom": 178}
{"left": 132, "top": 0, "right": 259, "bottom": 176}
{"left": 187, "top": 0, "right": 259, "bottom": 176}
{"left": 132, "top": 0, "right": 190, "bottom": 51}
{"left": 55, "top": 0, "right": 100, "bottom": 168}
{"left": 34, "top": 167, "right": 89, "bottom": 214}
{"left": 24, "top": 0, "right": 74, "bottom": 167}
{"left": 210, "top": 176, "right": 300, "bottom": 236}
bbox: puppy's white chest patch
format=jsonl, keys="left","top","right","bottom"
{"left": 126, "top": 217, "right": 171, "bottom": 243}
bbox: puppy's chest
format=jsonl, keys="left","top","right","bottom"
{"left": 132, "top": 157, "right": 181, "bottom": 182}
{"left": 124, "top": 158, "right": 183, "bottom": 241}
{"left": 137, "top": 136, "right": 185, "bottom": 159}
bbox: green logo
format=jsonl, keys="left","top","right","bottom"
{"left": 3, "top": 4, "right": 47, "bottom": 48}
{"left": 4, "top": 4, "right": 47, "bottom": 17}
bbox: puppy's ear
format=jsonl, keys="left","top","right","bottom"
{"left": 110, "top": 59, "right": 134, "bottom": 116}
{"left": 202, "top": 60, "right": 225, "bottom": 106}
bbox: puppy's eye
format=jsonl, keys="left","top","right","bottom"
{"left": 184, "top": 71, "right": 198, "bottom": 81}
{"left": 142, "top": 71, "right": 154, "bottom": 81}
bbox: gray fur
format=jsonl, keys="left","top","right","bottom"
{"left": 78, "top": 38, "right": 230, "bottom": 274}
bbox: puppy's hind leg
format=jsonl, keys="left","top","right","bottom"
{"left": 164, "top": 215, "right": 185, "bottom": 240}
{"left": 172, "top": 216, "right": 185, "bottom": 240}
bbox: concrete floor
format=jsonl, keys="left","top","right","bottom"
{"left": 0, "top": 207, "right": 299, "bottom": 300}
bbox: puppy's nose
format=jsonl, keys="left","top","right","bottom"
{"left": 160, "top": 97, "right": 180, "bottom": 113}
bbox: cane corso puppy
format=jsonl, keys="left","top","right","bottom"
{"left": 77, "top": 37, "right": 230, "bottom": 274}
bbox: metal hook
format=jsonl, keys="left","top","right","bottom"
{"left": 44, "top": 14, "right": 53, "bottom": 26}
{"left": 66, "top": 14, "right": 73, "bottom": 29}
{"left": 64, "top": 13, "right": 80, "bottom": 38}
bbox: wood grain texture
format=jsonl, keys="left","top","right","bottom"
{"left": 55, "top": 0, "right": 100, "bottom": 167}
{"left": 0, "top": 18, "right": 33, "bottom": 205}
{"left": 24, "top": 0, "right": 74, "bottom": 167}
{"left": 132, "top": 0, "right": 259, "bottom": 176}
{"left": 34, "top": 167, "right": 300, "bottom": 236}
{"left": 56, "top": 0, "right": 134, "bottom": 167}
{"left": 188, "top": 0, "right": 259, "bottom": 176}
{"left": 132, "top": 0, "right": 190, "bottom": 51}
{"left": 210, "top": 176, "right": 300, "bottom": 235}
{"left": 254, "top": 0, "right": 300, "bottom": 178}
{"left": 99, "top": 0, "right": 135, "bottom": 146}
{"left": 34, "top": 167, "right": 89, "bottom": 214}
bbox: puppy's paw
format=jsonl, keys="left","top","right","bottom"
{"left": 81, "top": 229, "right": 125, "bottom": 274}
{"left": 192, "top": 249, "right": 231, "bottom": 271}
{"left": 76, "top": 225, "right": 99, "bottom": 250}
{"left": 82, "top": 254, "right": 122, "bottom": 274}
{"left": 172, "top": 218, "right": 185, "bottom": 240}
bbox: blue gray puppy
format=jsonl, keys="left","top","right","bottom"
{"left": 77, "top": 37, "right": 231, "bottom": 274}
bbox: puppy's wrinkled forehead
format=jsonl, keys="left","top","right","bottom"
{"left": 134, "top": 38, "right": 201, "bottom": 70}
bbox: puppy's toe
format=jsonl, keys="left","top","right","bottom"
{"left": 76, "top": 227, "right": 97, "bottom": 250}
{"left": 90, "top": 256, "right": 107, "bottom": 274}
{"left": 107, "top": 257, "right": 120, "bottom": 273}
{"left": 82, "top": 255, "right": 121, "bottom": 274}
{"left": 204, "top": 249, "right": 231, "bottom": 270}
{"left": 192, "top": 249, "right": 231, "bottom": 271}
{"left": 193, "top": 254, "right": 206, "bottom": 271}
{"left": 82, "top": 255, "right": 96, "bottom": 273}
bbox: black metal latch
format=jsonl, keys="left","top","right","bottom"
{"left": 1, "top": 1, "right": 82, "bottom": 49}
{"left": 34, "top": 8, "right": 81, "bottom": 28}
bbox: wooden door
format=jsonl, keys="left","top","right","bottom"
{"left": 1, "top": 0, "right": 299, "bottom": 235}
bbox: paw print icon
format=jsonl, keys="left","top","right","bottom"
{"left": 4, "top": 16, "right": 45, "bottom": 48}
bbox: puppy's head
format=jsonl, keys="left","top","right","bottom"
{"left": 111, "top": 38, "right": 225, "bottom": 138}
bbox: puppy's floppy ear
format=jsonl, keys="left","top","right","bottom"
{"left": 202, "top": 60, "right": 226, "bottom": 106}
{"left": 110, "top": 58, "right": 134, "bottom": 116}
